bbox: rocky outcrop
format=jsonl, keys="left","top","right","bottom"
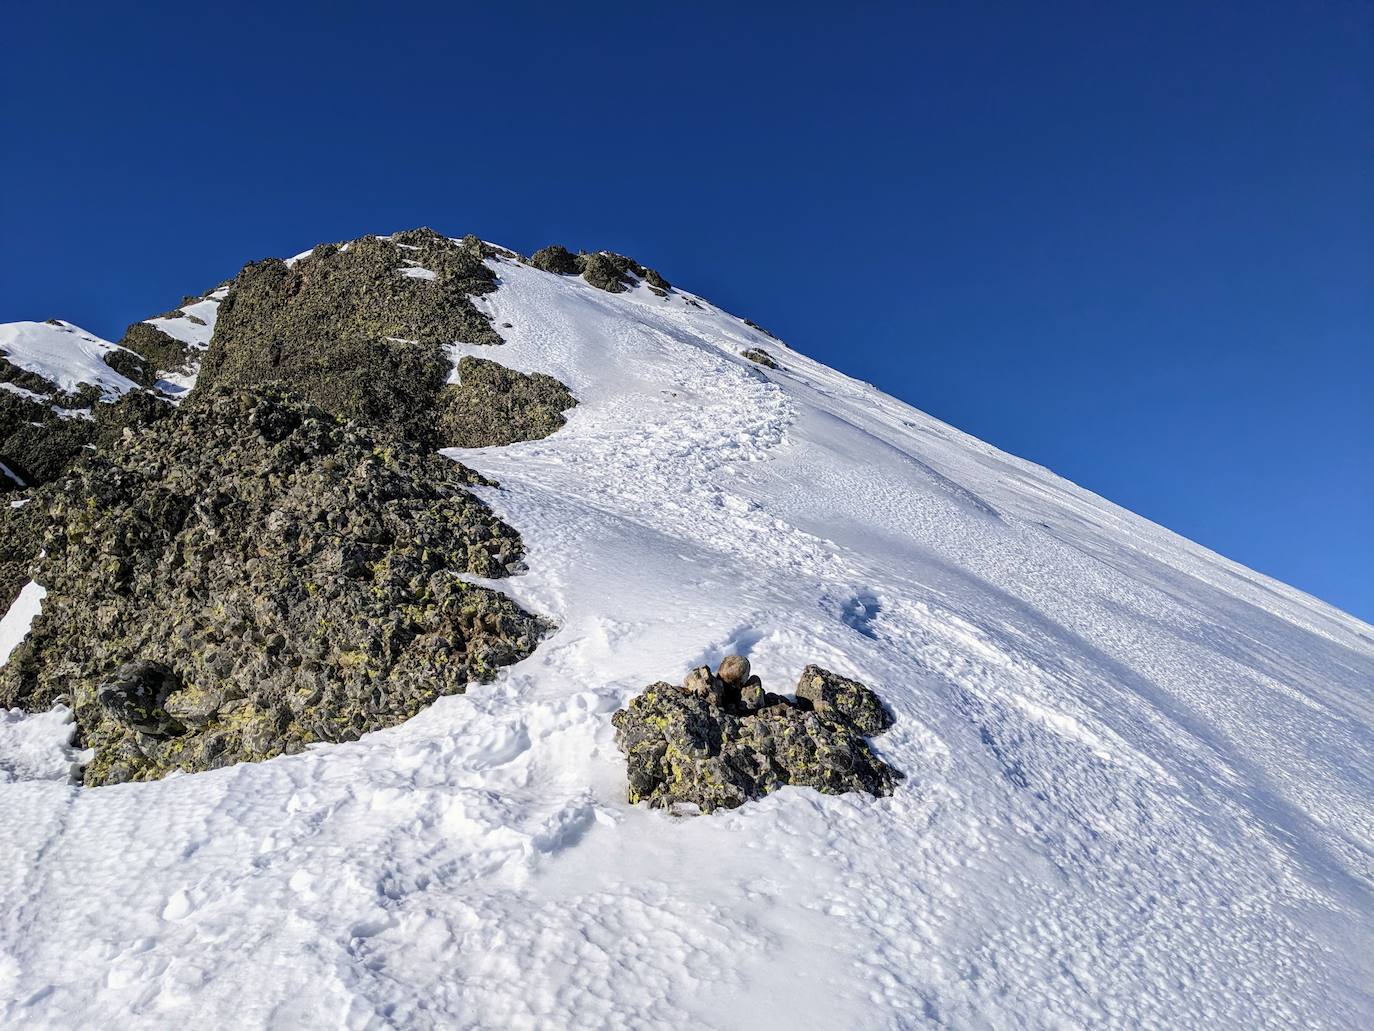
{"left": 197, "top": 229, "right": 580, "bottom": 450}
{"left": 197, "top": 229, "right": 502, "bottom": 443}
{"left": 528, "top": 246, "right": 670, "bottom": 295}
{"left": 112, "top": 322, "right": 193, "bottom": 385}
{"left": 742, "top": 347, "right": 780, "bottom": 370}
{"left": 613, "top": 657, "right": 900, "bottom": 812}
{"left": 581, "top": 252, "right": 670, "bottom": 295}
{"left": 0, "top": 369, "right": 170, "bottom": 496}
{"left": 742, "top": 319, "right": 779, "bottom": 340}
{"left": 439, "top": 356, "right": 577, "bottom": 447}
{"left": 0, "top": 385, "right": 548, "bottom": 785}
{"left": 528, "top": 245, "right": 583, "bottom": 276}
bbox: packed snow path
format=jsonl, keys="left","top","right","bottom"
{"left": 1, "top": 255, "right": 1371, "bottom": 1029}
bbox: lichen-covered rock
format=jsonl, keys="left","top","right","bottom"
{"left": 0, "top": 385, "right": 549, "bottom": 785}
{"left": 612, "top": 658, "right": 900, "bottom": 812}
{"left": 528, "top": 245, "right": 585, "bottom": 276}
{"left": 115, "top": 322, "right": 195, "bottom": 383}
{"left": 580, "top": 252, "right": 671, "bottom": 294}
{"left": 0, "top": 382, "right": 172, "bottom": 498}
{"left": 438, "top": 356, "right": 577, "bottom": 447}
{"left": 198, "top": 229, "right": 502, "bottom": 443}
{"left": 794, "top": 664, "right": 893, "bottom": 736}
{"left": 0, "top": 497, "right": 42, "bottom": 613}
{"left": 742, "top": 348, "right": 780, "bottom": 370}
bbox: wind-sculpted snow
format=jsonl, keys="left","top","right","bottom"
{"left": 0, "top": 250, "right": 1371, "bottom": 1028}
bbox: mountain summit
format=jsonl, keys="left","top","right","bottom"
{"left": 1, "top": 232, "right": 1370, "bottom": 1028}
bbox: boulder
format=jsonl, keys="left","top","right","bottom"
{"left": 795, "top": 664, "right": 893, "bottom": 736}
{"left": 612, "top": 660, "right": 900, "bottom": 812}
{"left": 742, "top": 348, "right": 780, "bottom": 370}
{"left": 717, "top": 654, "right": 750, "bottom": 685}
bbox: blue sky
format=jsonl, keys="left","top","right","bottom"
{"left": 2, "top": 1, "right": 1370, "bottom": 620}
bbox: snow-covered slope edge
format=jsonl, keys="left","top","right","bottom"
{"left": 0, "top": 249, "right": 1370, "bottom": 1029}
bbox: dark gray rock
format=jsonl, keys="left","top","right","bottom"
{"left": 197, "top": 229, "right": 502, "bottom": 444}
{"left": 528, "top": 245, "right": 584, "bottom": 276}
{"left": 439, "top": 356, "right": 577, "bottom": 448}
{"left": 795, "top": 664, "right": 893, "bottom": 736}
{"left": 612, "top": 661, "right": 900, "bottom": 812}
{"left": 0, "top": 385, "right": 549, "bottom": 785}
{"left": 116, "top": 321, "right": 196, "bottom": 382}
{"left": 742, "top": 348, "right": 780, "bottom": 370}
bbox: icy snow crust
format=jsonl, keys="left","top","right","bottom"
{"left": 1, "top": 256, "right": 1372, "bottom": 1028}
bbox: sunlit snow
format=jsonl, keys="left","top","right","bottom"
{"left": 0, "top": 253, "right": 1370, "bottom": 1029}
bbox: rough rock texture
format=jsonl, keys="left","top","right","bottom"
{"left": 528, "top": 245, "right": 584, "bottom": 276}
{"left": 0, "top": 385, "right": 548, "bottom": 785}
{"left": 580, "top": 252, "right": 670, "bottom": 294}
{"left": 528, "top": 246, "right": 670, "bottom": 295}
{"left": 0, "top": 498, "right": 42, "bottom": 613}
{"left": 0, "top": 373, "right": 170, "bottom": 495}
{"left": 198, "top": 229, "right": 502, "bottom": 443}
{"left": 795, "top": 664, "right": 894, "bottom": 737}
{"left": 742, "top": 347, "right": 780, "bottom": 370}
{"left": 612, "top": 658, "right": 900, "bottom": 812}
{"left": 114, "top": 321, "right": 194, "bottom": 384}
{"left": 439, "top": 356, "right": 578, "bottom": 447}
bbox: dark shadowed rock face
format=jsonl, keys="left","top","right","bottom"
{"left": 0, "top": 385, "right": 549, "bottom": 785}
{"left": 612, "top": 658, "right": 900, "bottom": 812}
{"left": 742, "top": 348, "right": 780, "bottom": 370}
{"left": 439, "top": 356, "right": 577, "bottom": 448}
{"left": 197, "top": 229, "right": 502, "bottom": 443}
{"left": 0, "top": 366, "right": 171, "bottom": 499}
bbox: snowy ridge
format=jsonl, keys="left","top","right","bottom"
{"left": 0, "top": 320, "right": 140, "bottom": 400}
{"left": 0, "top": 249, "right": 1370, "bottom": 1028}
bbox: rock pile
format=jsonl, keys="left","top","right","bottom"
{"left": 613, "top": 657, "right": 901, "bottom": 812}
{"left": 0, "top": 385, "right": 548, "bottom": 785}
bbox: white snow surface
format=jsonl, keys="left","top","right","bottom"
{"left": 144, "top": 290, "right": 226, "bottom": 395}
{"left": 1, "top": 255, "right": 1372, "bottom": 1029}
{"left": 0, "top": 581, "right": 46, "bottom": 668}
{"left": 0, "top": 320, "right": 140, "bottom": 399}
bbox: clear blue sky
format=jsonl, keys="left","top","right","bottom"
{"left": 3, "top": 2, "right": 1370, "bottom": 620}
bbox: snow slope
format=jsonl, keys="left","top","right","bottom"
{"left": 0, "top": 320, "right": 141, "bottom": 399}
{"left": 1, "top": 251, "right": 1371, "bottom": 1029}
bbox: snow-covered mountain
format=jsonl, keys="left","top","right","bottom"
{"left": 1, "top": 236, "right": 1371, "bottom": 1029}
